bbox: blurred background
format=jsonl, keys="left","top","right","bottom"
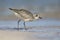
{"left": 0, "top": 0, "right": 60, "bottom": 28}
{"left": 0, "top": 0, "right": 60, "bottom": 20}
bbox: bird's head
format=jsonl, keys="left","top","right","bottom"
{"left": 33, "top": 14, "right": 42, "bottom": 20}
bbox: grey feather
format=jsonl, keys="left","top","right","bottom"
{"left": 9, "top": 8, "right": 34, "bottom": 19}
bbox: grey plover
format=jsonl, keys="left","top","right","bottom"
{"left": 9, "top": 8, "right": 42, "bottom": 30}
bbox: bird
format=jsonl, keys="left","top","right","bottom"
{"left": 9, "top": 8, "right": 42, "bottom": 30}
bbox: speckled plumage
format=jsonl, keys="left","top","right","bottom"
{"left": 9, "top": 8, "right": 42, "bottom": 30}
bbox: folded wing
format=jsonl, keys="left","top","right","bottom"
{"left": 9, "top": 8, "right": 34, "bottom": 19}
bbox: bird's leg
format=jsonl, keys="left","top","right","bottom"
{"left": 17, "top": 19, "right": 21, "bottom": 31}
{"left": 24, "top": 22, "right": 27, "bottom": 30}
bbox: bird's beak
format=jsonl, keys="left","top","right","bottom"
{"left": 39, "top": 17, "right": 42, "bottom": 19}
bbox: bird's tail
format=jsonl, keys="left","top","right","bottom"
{"left": 9, "top": 8, "right": 13, "bottom": 10}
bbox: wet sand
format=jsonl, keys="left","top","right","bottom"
{"left": 0, "top": 30, "right": 40, "bottom": 40}
{"left": 0, "top": 26, "right": 60, "bottom": 40}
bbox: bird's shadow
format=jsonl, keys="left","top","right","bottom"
{"left": 0, "top": 26, "right": 33, "bottom": 30}
{"left": 12, "top": 28, "right": 25, "bottom": 30}
{"left": 0, "top": 27, "right": 26, "bottom": 30}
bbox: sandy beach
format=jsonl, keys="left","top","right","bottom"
{"left": 0, "top": 26, "right": 60, "bottom": 40}
{"left": 0, "top": 30, "right": 41, "bottom": 40}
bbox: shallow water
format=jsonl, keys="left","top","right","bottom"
{"left": 0, "top": 19, "right": 60, "bottom": 31}
{"left": 0, "top": 19, "right": 60, "bottom": 28}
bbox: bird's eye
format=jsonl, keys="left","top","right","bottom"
{"left": 36, "top": 15, "right": 38, "bottom": 17}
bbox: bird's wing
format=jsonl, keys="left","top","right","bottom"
{"left": 9, "top": 8, "right": 34, "bottom": 19}
{"left": 20, "top": 10, "right": 33, "bottom": 19}
{"left": 18, "top": 9, "right": 34, "bottom": 19}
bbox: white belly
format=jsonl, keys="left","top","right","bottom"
{"left": 14, "top": 12, "right": 33, "bottom": 21}
{"left": 24, "top": 18, "right": 33, "bottom": 22}
{"left": 24, "top": 19, "right": 30, "bottom": 21}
